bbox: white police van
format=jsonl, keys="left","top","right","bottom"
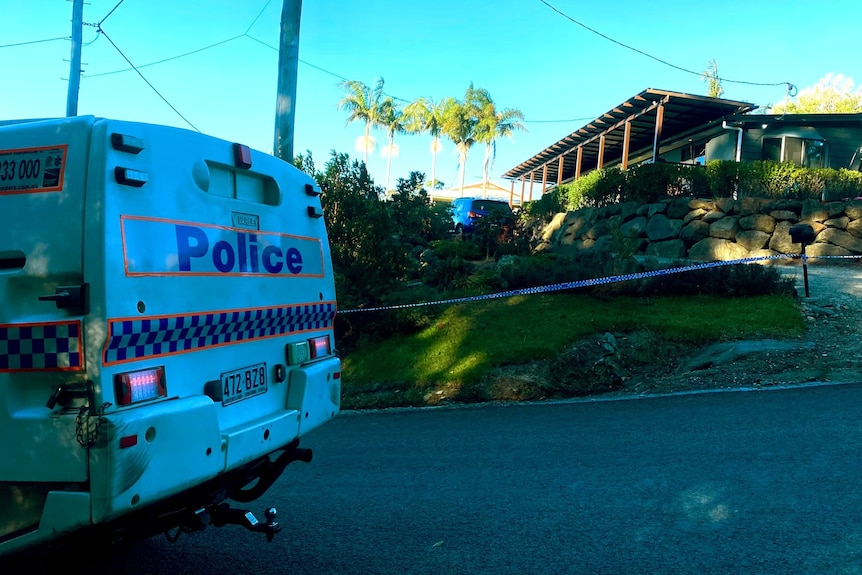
{"left": 0, "top": 116, "right": 341, "bottom": 556}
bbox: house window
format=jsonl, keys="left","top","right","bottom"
{"left": 762, "top": 136, "right": 826, "bottom": 168}
{"left": 681, "top": 141, "right": 706, "bottom": 165}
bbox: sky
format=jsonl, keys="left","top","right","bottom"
{"left": 1, "top": 0, "right": 859, "bottom": 195}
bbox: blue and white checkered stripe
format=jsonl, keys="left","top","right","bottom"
{"left": 103, "top": 303, "right": 336, "bottom": 365}
{"left": 0, "top": 321, "right": 84, "bottom": 371}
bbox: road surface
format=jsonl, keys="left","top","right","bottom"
{"left": 5, "top": 383, "right": 862, "bottom": 574}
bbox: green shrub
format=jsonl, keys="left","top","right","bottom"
{"left": 520, "top": 188, "right": 565, "bottom": 218}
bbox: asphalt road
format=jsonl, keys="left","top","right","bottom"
{"left": 6, "top": 383, "right": 862, "bottom": 574}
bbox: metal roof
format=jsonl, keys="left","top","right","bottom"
{"left": 503, "top": 88, "right": 756, "bottom": 183}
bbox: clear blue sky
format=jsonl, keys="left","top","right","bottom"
{"left": 1, "top": 0, "right": 858, "bottom": 193}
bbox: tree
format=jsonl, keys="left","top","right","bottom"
{"left": 294, "top": 150, "right": 408, "bottom": 308}
{"left": 337, "top": 77, "right": 386, "bottom": 164}
{"left": 379, "top": 97, "right": 405, "bottom": 192}
{"left": 772, "top": 73, "right": 862, "bottom": 114}
{"left": 474, "top": 94, "right": 525, "bottom": 196}
{"left": 402, "top": 97, "right": 447, "bottom": 195}
{"left": 701, "top": 59, "right": 724, "bottom": 98}
{"left": 441, "top": 85, "right": 485, "bottom": 196}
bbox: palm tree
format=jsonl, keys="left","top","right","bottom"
{"left": 474, "top": 96, "right": 525, "bottom": 197}
{"left": 701, "top": 59, "right": 724, "bottom": 98}
{"left": 337, "top": 77, "right": 386, "bottom": 164}
{"left": 379, "top": 97, "right": 405, "bottom": 191}
{"left": 441, "top": 84, "right": 489, "bottom": 196}
{"left": 402, "top": 97, "right": 446, "bottom": 194}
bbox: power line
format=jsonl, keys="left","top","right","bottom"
{"left": 99, "top": 0, "right": 126, "bottom": 25}
{"left": 537, "top": 0, "right": 793, "bottom": 89}
{"left": 0, "top": 36, "right": 70, "bottom": 49}
{"left": 245, "top": 0, "right": 272, "bottom": 34}
{"left": 98, "top": 27, "right": 200, "bottom": 132}
{"left": 85, "top": 35, "right": 245, "bottom": 77}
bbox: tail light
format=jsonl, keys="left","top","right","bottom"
{"left": 114, "top": 366, "right": 167, "bottom": 406}
{"left": 285, "top": 335, "right": 332, "bottom": 366}
{"left": 309, "top": 335, "right": 331, "bottom": 358}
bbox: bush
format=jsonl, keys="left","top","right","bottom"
{"left": 520, "top": 188, "right": 565, "bottom": 218}
{"left": 556, "top": 159, "right": 862, "bottom": 206}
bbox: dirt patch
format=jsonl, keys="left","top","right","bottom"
{"left": 614, "top": 262, "right": 862, "bottom": 396}
{"left": 482, "top": 262, "right": 862, "bottom": 401}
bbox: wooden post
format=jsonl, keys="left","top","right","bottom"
{"left": 66, "top": 0, "right": 84, "bottom": 117}
{"left": 540, "top": 164, "right": 548, "bottom": 199}
{"left": 274, "top": 0, "right": 302, "bottom": 162}
{"left": 520, "top": 177, "right": 526, "bottom": 206}
{"left": 621, "top": 120, "right": 631, "bottom": 170}
{"left": 575, "top": 146, "right": 583, "bottom": 179}
{"left": 557, "top": 155, "right": 564, "bottom": 186}
{"left": 529, "top": 171, "right": 535, "bottom": 202}
{"left": 652, "top": 102, "right": 665, "bottom": 163}
{"left": 597, "top": 135, "right": 606, "bottom": 169}
{"left": 509, "top": 180, "right": 515, "bottom": 207}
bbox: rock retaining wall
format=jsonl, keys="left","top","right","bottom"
{"left": 532, "top": 197, "right": 862, "bottom": 263}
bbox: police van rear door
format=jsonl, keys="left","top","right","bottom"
{"left": 0, "top": 116, "right": 93, "bottom": 537}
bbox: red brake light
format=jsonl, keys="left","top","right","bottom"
{"left": 114, "top": 366, "right": 167, "bottom": 406}
{"left": 233, "top": 143, "right": 252, "bottom": 169}
{"left": 309, "top": 335, "right": 331, "bottom": 359}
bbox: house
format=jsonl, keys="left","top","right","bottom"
{"left": 433, "top": 181, "right": 522, "bottom": 206}
{"left": 502, "top": 88, "right": 862, "bottom": 197}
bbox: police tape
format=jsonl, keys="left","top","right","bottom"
{"left": 338, "top": 253, "right": 862, "bottom": 315}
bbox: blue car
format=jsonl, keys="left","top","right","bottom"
{"left": 450, "top": 197, "right": 514, "bottom": 235}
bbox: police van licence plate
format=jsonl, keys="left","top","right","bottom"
{"left": 221, "top": 362, "right": 267, "bottom": 406}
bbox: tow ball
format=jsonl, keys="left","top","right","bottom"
{"left": 207, "top": 503, "right": 282, "bottom": 542}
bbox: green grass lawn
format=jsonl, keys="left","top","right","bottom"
{"left": 341, "top": 293, "right": 805, "bottom": 408}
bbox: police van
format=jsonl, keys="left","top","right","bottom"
{"left": 0, "top": 116, "right": 341, "bottom": 556}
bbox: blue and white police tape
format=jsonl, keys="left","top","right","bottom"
{"left": 338, "top": 253, "right": 862, "bottom": 314}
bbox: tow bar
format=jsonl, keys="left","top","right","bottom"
{"left": 209, "top": 503, "right": 281, "bottom": 542}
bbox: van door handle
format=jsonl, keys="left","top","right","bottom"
{"left": 38, "top": 283, "right": 89, "bottom": 315}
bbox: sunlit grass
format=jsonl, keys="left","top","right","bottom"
{"left": 341, "top": 293, "right": 804, "bottom": 407}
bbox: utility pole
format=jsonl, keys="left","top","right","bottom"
{"left": 273, "top": 0, "right": 301, "bottom": 162}
{"left": 66, "top": 0, "right": 84, "bottom": 117}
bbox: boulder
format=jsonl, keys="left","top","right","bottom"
{"left": 680, "top": 220, "right": 710, "bottom": 244}
{"left": 824, "top": 216, "right": 849, "bottom": 230}
{"left": 815, "top": 228, "right": 862, "bottom": 252}
{"left": 667, "top": 198, "right": 692, "bottom": 219}
{"left": 645, "top": 214, "right": 682, "bottom": 241}
{"left": 738, "top": 197, "right": 767, "bottom": 215}
{"left": 703, "top": 210, "right": 726, "bottom": 223}
{"left": 620, "top": 201, "right": 639, "bottom": 222}
{"left": 736, "top": 230, "right": 771, "bottom": 251}
{"left": 648, "top": 202, "right": 668, "bottom": 217}
{"left": 747, "top": 248, "right": 782, "bottom": 264}
{"left": 689, "top": 198, "right": 715, "bottom": 210}
{"left": 825, "top": 201, "right": 847, "bottom": 218}
{"left": 683, "top": 208, "right": 708, "bottom": 224}
{"left": 688, "top": 238, "right": 750, "bottom": 261}
{"left": 619, "top": 216, "right": 647, "bottom": 238}
{"left": 709, "top": 216, "right": 739, "bottom": 240}
{"left": 847, "top": 219, "right": 862, "bottom": 237}
{"left": 715, "top": 197, "right": 736, "bottom": 214}
{"left": 645, "top": 239, "right": 686, "bottom": 259}
{"left": 765, "top": 199, "right": 803, "bottom": 214}
{"left": 542, "top": 212, "right": 567, "bottom": 242}
{"left": 801, "top": 199, "right": 829, "bottom": 223}
{"left": 769, "top": 210, "right": 798, "bottom": 222}
{"left": 806, "top": 242, "right": 853, "bottom": 259}
{"left": 845, "top": 202, "right": 862, "bottom": 220}
{"left": 738, "top": 213, "right": 776, "bottom": 233}
{"left": 563, "top": 208, "right": 597, "bottom": 238}
{"left": 769, "top": 220, "right": 797, "bottom": 254}
{"left": 585, "top": 219, "right": 611, "bottom": 240}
